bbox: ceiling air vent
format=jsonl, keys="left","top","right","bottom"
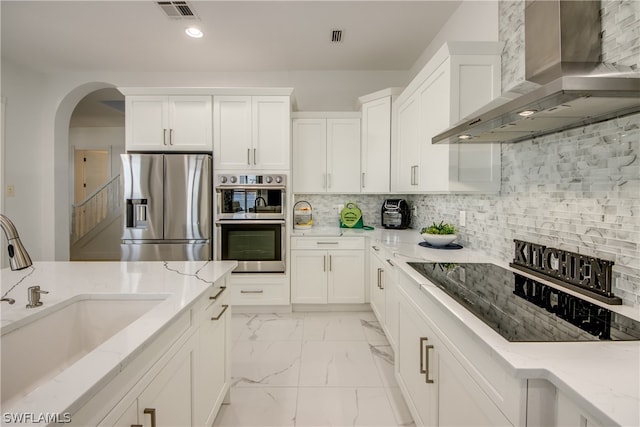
{"left": 331, "top": 29, "right": 343, "bottom": 43}
{"left": 157, "top": 1, "right": 198, "bottom": 19}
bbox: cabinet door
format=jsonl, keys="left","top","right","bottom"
{"left": 291, "top": 250, "right": 328, "bottom": 303}
{"left": 138, "top": 336, "right": 194, "bottom": 427}
{"left": 369, "top": 250, "right": 386, "bottom": 322}
{"left": 292, "top": 119, "right": 327, "bottom": 193}
{"left": 418, "top": 62, "right": 451, "bottom": 192}
{"left": 361, "top": 97, "right": 391, "bottom": 193}
{"left": 253, "top": 96, "right": 290, "bottom": 170}
{"left": 326, "top": 118, "right": 361, "bottom": 193}
{"left": 397, "top": 292, "right": 437, "bottom": 426}
{"left": 394, "top": 96, "right": 420, "bottom": 192}
{"left": 383, "top": 260, "right": 398, "bottom": 350}
{"left": 98, "top": 399, "right": 138, "bottom": 427}
{"left": 168, "top": 96, "right": 212, "bottom": 151}
{"left": 438, "top": 342, "right": 513, "bottom": 426}
{"left": 214, "top": 96, "right": 252, "bottom": 170}
{"left": 194, "top": 298, "right": 230, "bottom": 427}
{"left": 125, "top": 96, "right": 168, "bottom": 150}
{"left": 327, "top": 250, "right": 365, "bottom": 304}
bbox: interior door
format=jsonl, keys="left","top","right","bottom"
{"left": 74, "top": 149, "right": 109, "bottom": 203}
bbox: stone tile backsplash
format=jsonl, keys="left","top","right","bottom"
{"left": 408, "top": 113, "right": 640, "bottom": 307}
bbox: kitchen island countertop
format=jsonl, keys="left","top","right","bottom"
{"left": 0, "top": 260, "right": 237, "bottom": 424}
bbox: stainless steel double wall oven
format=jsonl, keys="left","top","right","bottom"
{"left": 215, "top": 174, "right": 286, "bottom": 273}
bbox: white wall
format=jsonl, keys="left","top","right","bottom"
{"left": 408, "top": 1, "right": 499, "bottom": 80}
{"left": 1, "top": 61, "right": 47, "bottom": 263}
{"left": 69, "top": 127, "right": 125, "bottom": 178}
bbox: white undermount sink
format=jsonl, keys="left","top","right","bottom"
{"left": 1, "top": 295, "right": 166, "bottom": 409}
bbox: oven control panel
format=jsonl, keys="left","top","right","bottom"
{"left": 217, "top": 174, "right": 286, "bottom": 186}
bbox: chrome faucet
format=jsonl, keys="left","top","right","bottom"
{"left": 26, "top": 286, "right": 48, "bottom": 308}
{"left": 0, "top": 214, "right": 32, "bottom": 270}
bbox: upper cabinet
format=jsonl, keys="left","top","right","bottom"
{"left": 214, "top": 95, "right": 291, "bottom": 171}
{"left": 392, "top": 42, "right": 502, "bottom": 193}
{"left": 292, "top": 113, "right": 361, "bottom": 194}
{"left": 125, "top": 96, "right": 213, "bottom": 152}
{"left": 358, "top": 88, "right": 402, "bottom": 194}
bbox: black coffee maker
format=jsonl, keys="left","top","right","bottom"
{"left": 381, "top": 199, "right": 410, "bottom": 229}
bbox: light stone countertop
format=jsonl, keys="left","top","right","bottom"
{"left": 360, "top": 227, "right": 639, "bottom": 427}
{"left": 0, "top": 260, "right": 237, "bottom": 424}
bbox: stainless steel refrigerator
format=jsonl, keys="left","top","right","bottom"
{"left": 121, "top": 153, "right": 212, "bottom": 261}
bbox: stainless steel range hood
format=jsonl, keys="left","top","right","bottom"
{"left": 433, "top": 0, "right": 640, "bottom": 145}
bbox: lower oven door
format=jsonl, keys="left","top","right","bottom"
{"left": 216, "top": 220, "right": 285, "bottom": 273}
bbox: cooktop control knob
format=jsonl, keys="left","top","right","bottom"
{"left": 274, "top": 176, "right": 283, "bottom": 184}
{"left": 265, "top": 176, "right": 273, "bottom": 184}
{"left": 229, "top": 176, "right": 237, "bottom": 184}
{"left": 219, "top": 176, "right": 228, "bottom": 184}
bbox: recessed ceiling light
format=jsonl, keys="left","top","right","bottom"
{"left": 458, "top": 134, "right": 472, "bottom": 140}
{"left": 518, "top": 110, "right": 537, "bottom": 117}
{"left": 185, "top": 27, "right": 203, "bottom": 38}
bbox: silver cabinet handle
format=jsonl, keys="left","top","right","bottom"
{"left": 169, "top": 128, "right": 173, "bottom": 145}
{"left": 143, "top": 408, "right": 157, "bottom": 427}
{"left": 377, "top": 267, "right": 383, "bottom": 289}
{"left": 163, "top": 129, "right": 168, "bottom": 145}
{"left": 329, "top": 255, "right": 332, "bottom": 272}
{"left": 209, "top": 286, "right": 226, "bottom": 301}
{"left": 323, "top": 255, "right": 326, "bottom": 272}
{"left": 323, "top": 173, "right": 327, "bottom": 189}
{"left": 247, "top": 148, "right": 251, "bottom": 165}
{"left": 386, "top": 259, "right": 395, "bottom": 267}
{"left": 253, "top": 148, "right": 257, "bottom": 165}
{"left": 419, "top": 337, "right": 434, "bottom": 384}
{"left": 240, "top": 289, "right": 263, "bottom": 294}
{"left": 372, "top": 245, "right": 380, "bottom": 251}
{"left": 317, "top": 242, "right": 339, "bottom": 245}
{"left": 361, "top": 172, "right": 366, "bottom": 188}
{"left": 379, "top": 268, "right": 384, "bottom": 290}
{"left": 211, "top": 304, "right": 229, "bottom": 321}
{"left": 410, "top": 166, "right": 414, "bottom": 185}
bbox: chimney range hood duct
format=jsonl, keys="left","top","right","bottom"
{"left": 433, "top": 0, "right": 640, "bottom": 145}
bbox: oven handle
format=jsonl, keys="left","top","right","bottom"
{"left": 216, "top": 219, "right": 286, "bottom": 225}
{"left": 215, "top": 185, "right": 286, "bottom": 191}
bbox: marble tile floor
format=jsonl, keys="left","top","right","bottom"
{"left": 213, "top": 311, "right": 416, "bottom": 427}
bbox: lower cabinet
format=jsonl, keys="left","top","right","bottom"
{"left": 368, "top": 243, "right": 399, "bottom": 350}
{"left": 396, "top": 280, "right": 513, "bottom": 427}
{"left": 76, "top": 277, "right": 231, "bottom": 427}
{"left": 291, "top": 237, "right": 365, "bottom": 304}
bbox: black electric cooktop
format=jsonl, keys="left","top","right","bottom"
{"left": 407, "top": 262, "right": 640, "bottom": 343}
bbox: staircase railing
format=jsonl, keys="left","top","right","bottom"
{"left": 71, "top": 174, "right": 121, "bottom": 244}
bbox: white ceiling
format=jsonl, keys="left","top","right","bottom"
{"left": 2, "top": 1, "right": 463, "bottom": 126}
{"left": 1, "top": 0, "right": 462, "bottom": 73}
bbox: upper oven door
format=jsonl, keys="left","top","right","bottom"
{"left": 217, "top": 186, "right": 285, "bottom": 220}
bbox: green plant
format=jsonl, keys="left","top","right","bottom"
{"left": 421, "top": 221, "right": 456, "bottom": 235}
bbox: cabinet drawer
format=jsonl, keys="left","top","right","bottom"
{"left": 291, "top": 236, "right": 364, "bottom": 250}
{"left": 230, "top": 282, "right": 289, "bottom": 306}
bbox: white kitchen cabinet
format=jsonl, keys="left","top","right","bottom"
{"left": 214, "top": 95, "right": 291, "bottom": 170}
{"left": 194, "top": 285, "right": 231, "bottom": 427}
{"left": 358, "top": 89, "right": 401, "bottom": 193}
{"left": 392, "top": 42, "right": 502, "bottom": 193}
{"left": 292, "top": 114, "right": 361, "bottom": 193}
{"left": 396, "top": 282, "right": 513, "bottom": 427}
{"left": 73, "top": 279, "right": 232, "bottom": 427}
{"left": 291, "top": 237, "right": 365, "bottom": 304}
{"left": 99, "top": 332, "right": 195, "bottom": 427}
{"left": 125, "top": 96, "right": 212, "bottom": 151}
{"left": 369, "top": 243, "right": 399, "bottom": 350}
{"left": 555, "top": 390, "right": 605, "bottom": 427}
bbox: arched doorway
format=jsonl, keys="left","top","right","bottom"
{"left": 52, "top": 82, "right": 124, "bottom": 261}
{"left": 68, "top": 88, "right": 125, "bottom": 260}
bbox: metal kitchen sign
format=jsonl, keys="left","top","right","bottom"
{"left": 509, "top": 239, "right": 620, "bottom": 305}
